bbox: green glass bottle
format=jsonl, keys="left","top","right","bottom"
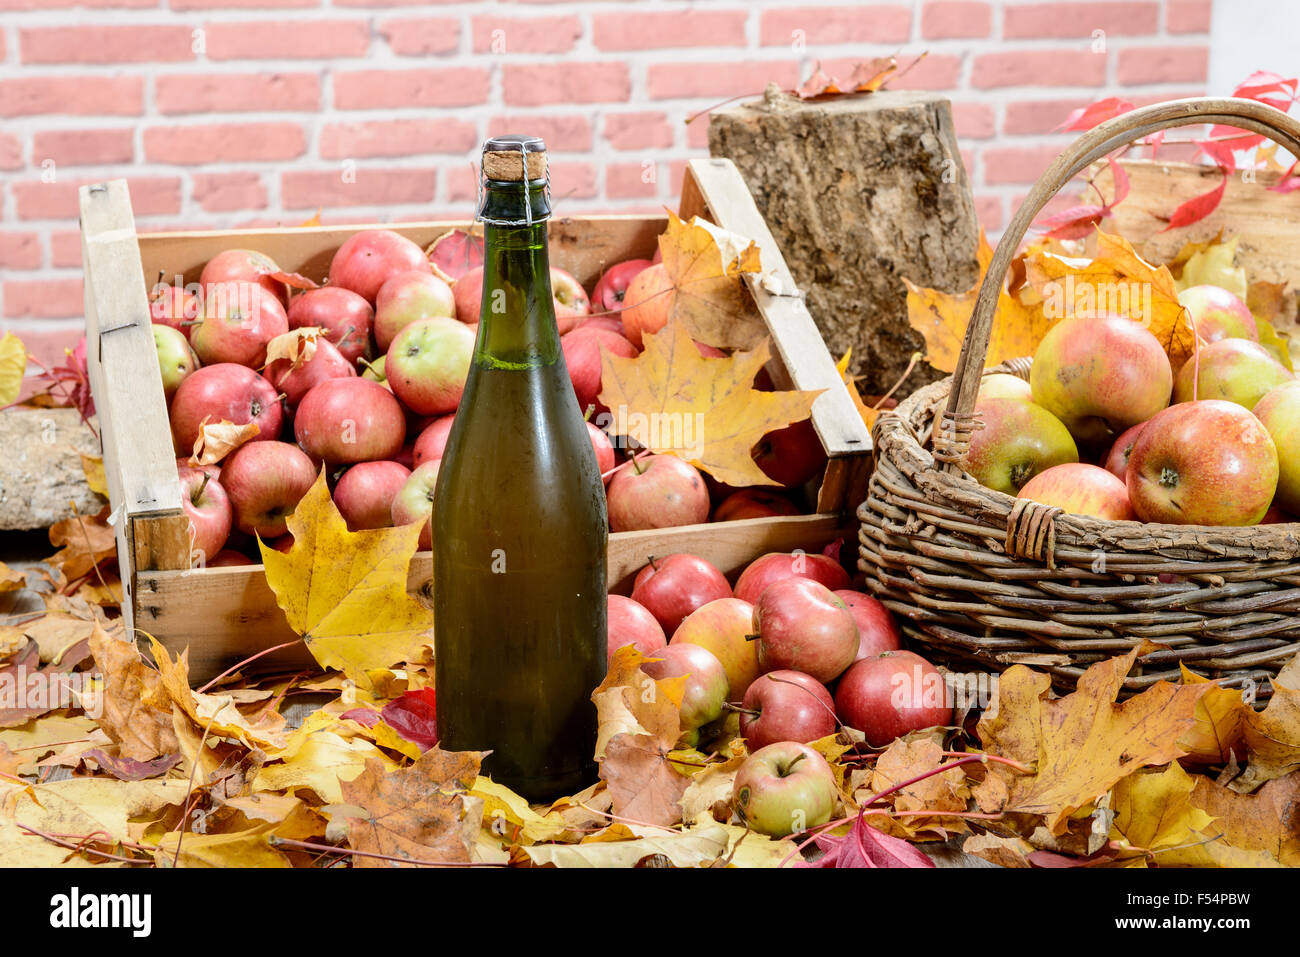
{"left": 432, "top": 135, "right": 608, "bottom": 801}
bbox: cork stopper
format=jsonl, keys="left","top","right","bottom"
{"left": 482, "top": 134, "right": 547, "bottom": 182}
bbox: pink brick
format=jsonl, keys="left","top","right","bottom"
{"left": 335, "top": 0, "right": 456, "bottom": 5}
{"left": 282, "top": 168, "right": 436, "bottom": 209}
{"left": 32, "top": 129, "right": 134, "bottom": 166}
{"left": 13, "top": 177, "right": 182, "bottom": 220}
{"left": 1117, "top": 46, "right": 1208, "bottom": 84}
{"left": 686, "top": 115, "right": 710, "bottom": 149}
{"left": 0, "top": 132, "right": 21, "bottom": 171}
{"left": 647, "top": 61, "right": 800, "bottom": 99}
{"left": 443, "top": 164, "right": 478, "bottom": 204}
{"left": 0, "top": 0, "right": 157, "bottom": 7}
{"left": 606, "top": 162, "right": 659, "bottom": 200}
{"left": 972, "top": 50, "right": 1107, "bottom": 88}
{"left": 0, "top": 76, "right": 143, "bottom": 116}
{"left": 170, "top": 0, "right": 316, "bottom": 8}
{"left": 320, "top": 118, "right": 477, "bottom": 159}
{"left": 0, "top": 233, "right": 41, "bottom": 270}
{"left": 921, "top": 1, "right": 992, "bottom": 39}
{"left": 335, "top": 69, "right": 490, "bottom": 109}
{"left": 549, "top": 162, "right": 598, "bottom": 200}
{"left": 1004, "top": 97, "right": 1093, "bottom": 135}
{"left": 156, "top": 72, "right": 320, "bottom": 113}
{"left": 382, "top": 17, "right": 462, "bottom": 56}
{"left": 503, "top": 63, "right": 630, "bottom": 106}
{"left": 3, "top": 280, "right": 83, "bottom": 319}
{"left": 758, "top": 5, "right": 911, "bottom": 46}
{"left": 205, "top": 20, "right": 370, "bottom": 60}
{"left": 143, "top": 123, "right": 304, "bottom": 164}
{"left": 974, "top": 194, "right": 1004, "bottom": 232}
{"left": 1003, "top": 2, "right": 1158, "bottom": 38}
{"left": 951, "top": 103, "right": 996, "bottom": 139}
{"left": 192, "top": 172, "right": 267, "bottom": 213}
{"left": 983, "top": 145, "right": 1065, "bottom": 185}
{"left": 1167, "top": 0, "right": 1211, "bottom": 33}
{"left": 669, "top": 160, "right": 690, "bottom": 199}
{"left": 605, "top": 111, "right": 674, "bottom": 151}
{"left": 595, "top": 9, "right": 747, "bottom": 50}
{"left": 485, "top": 115, "right": 593, "bottom": 152}
{"left": 472, "top": 14, "right": 580, "bottom": 54}
{"left": 819, "top": 54, "right": 960, "bottom": 92}
{"left": 20, "top": 26, "right": 195, "bottom": 64}
{"left": 50, "top": 232, "right": 82, "bottom": 268}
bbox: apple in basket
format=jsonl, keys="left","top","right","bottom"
{"left": 1178, "top": 285, "right": 1258, "bottom": 343}
{"left": 1017, "top": 462, "right": 1136, "bottom": 521}
{"left": 1254, "top": 380, "right": 1300, "bottom": 515}
{"left": 960, "top": 398, "right": 1078, "bottom": 495}
{"left": 1171, "top": 338, "right": 1293, "bottom": 410}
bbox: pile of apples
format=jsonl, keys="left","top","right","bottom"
{"left": 148, "top": 228, "right": 829, "bottom": 567}
{"left": 961, "top": 284, "right": 1299, "bottom": 527}
{"left": 608, "top": 548, "right": 952, "bottom": 838}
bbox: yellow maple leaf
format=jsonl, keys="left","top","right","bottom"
{"left": 79, "top": 454, "right": 108, "bottom": 499}
{"left": 1109, "top": 762, "right": 1214, "bottom": 861}
{"left": 1177, "top": 664, "right": 1249, "bottom": 766}
{"left": 1235, "top": 653, "right": 1300, "bottom": 791}
{"left": 156, "top": 822, "right": 291, "bottom": 868}
{"left": 261, "top": 471, "right": 433, "bottom": 688}
{"left": 836, "top": 350, "right": 879, "bottom": 431}
{"left": 654, "top": 211, "right": 765, "bottom": 350}
{"left": 0, "top": 332, "right": 26, "bottom": 408}
{"left": 1154, "top": 770, "right": 1300, "bottom": 868}
{"left": 597, "top": 320, "right": 823, "bottom": 487}
{"left": 1173, "top": 234, "right": 1247, "bottom": 300}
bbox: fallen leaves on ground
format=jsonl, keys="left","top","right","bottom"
{"left": 0, "top": 332, "right": 26, "bottom": 407}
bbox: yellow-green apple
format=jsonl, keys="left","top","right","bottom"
{"left": 170, "top": 363, "right": 282, "bottom": 453}
{"left": 606, "top": 454, "right": 709, "bottom": 532}
{"left": 1017, "top": 462, "right": 1136, "bottom": 520}
{"left": 294, "top": 377, "right": 406, "bottom": 464}
{"left": 1103, "top": 420, "right": 1148, "bottom": 479}
{"left": 412, "top": 415, "right": 455, "bottom": 469}
{"left": 670, "top": 597, "right": 760, "bottom": 700}
{"left": 1250, "top": 380, "right": 1300, "bottom": 514}
{"left": 962, "top": 398, "right": 1078, "bottom": 495}
{"left": 833, "top": 590, "right": 902, "bottom": 659}
{"left": 606, "top": 595, "right": 666, "bottom": 660}
{"left": 621, "top": 263, "right": 675, "bottom": 348}
{"left": 391, "top": 460, "right": 440, "bottom": 549}
{"left": 264, "top": 335, "right": 356, "bottom": 408}
{"left": 978, "top": 372, "right": 1033, "bottom": 403}
{"left": 178, "top": 464, "right": 232, "bottom": 564}
{"left": 1179, "top": 284, "right": 1258, "bottom": 343}
{"left": 1172, "top": 338, "right": 1293, "bottom": 409}
{"left": 753, "top": 577, "right": 860, "bottom": 683}
{"left": 592, "top": 258, "right": 653, "bottom": 313}
{"left": 385, "top": 317, "right": 475, "bottom": 416}
{"left": 640, "top": 642, "right": 729, "bottom": 732}
{"left": 328, "top": 229, "right": 429, "bottom": 302}
{"left": 219, "top": 441, "right": 316, "bottom": 538}
{"left": 150, "top": 282, "right": 198, "bottom": 339}
{"left": 630, "top": 553, "right": 732, "bottom": 635}
{"left": 1029, "top": 314, "right": 1173, "bottom": 446}
{"left": 835, "top": 650, "right": 952, "bottom": 748}
{"left": 154, "top": 324, "right": 199, "bottom": 402}
{"left": 561, "top": 327, "right": 637, "bottom": 416}
{"left": 374, "top": 269, "right": 457, "bottom": 352}
{"left": 199, "top": 248, "right": 287, "bottom": 307}
{"left": 733, "top": 551, "right": 850, "bottom": 604}
{"left": 739, "top": 670, "right": 837, "bottom": 750}
{"left": 288, "top": 286, "right": 374, "bottom": 365}
{"left": 732, "top": 741, "right": 837, "bottom": 838}
{"left": 1127, "top": 399, "right": 1279, "bottom": 525}
{"left": 333, "top": 460, "right": 410, "bottom": 531}
{"left": 713, "top": 489, "right": 801, "bottom": 521}
{"left": 753, "top": 419, "right": 828, "bottom": 487}
{"left": 190, "top": 280, "right": 289, "bottom": 369}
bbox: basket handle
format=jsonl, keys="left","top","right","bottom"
{"left": 939, "top": 96, "right": 1300, "bottom": 459}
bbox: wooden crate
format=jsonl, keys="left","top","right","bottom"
{"left": 80, "top": 158, "right": 873, "bottom": 682}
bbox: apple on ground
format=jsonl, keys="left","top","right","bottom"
{"left": 412, "top": 415, "right": 456, "bottom": 469}
{"left": 733, "top": 550, "right": 851, "bottom": 605}
{"left": 978, "top": 372, "right": 1033, "bottom": 403}
{"left": 333, "top": 460, "right": 411, "bottom": 531}
{"left": 833, "top": 590, "right": 902, "bottom": 659}
{"left": 1017, "top": 462, "right": 1136, "bottom": 521}
{"left": 630, "top": 553, "right": 733, "bottom": 635}
{"left": 190, "top": 280, "right": 289, "bottom": 369}
{"left": 178, "top": 465, "right": 232, "bottom": 564}
{"left": 592, "top": 258, "right": 654, "bottom": 313}
{"left": 1172, "top": 338, "right": 1293, "bottom": 410}
{"left": 606, "top": 595, "right": 667, "bottom": 660}
{"left": 639, "top": 642, "right": 730, "bottom": 733}
{"left": 385, "top": 317, "right": 476, "bottom": 416}
{"left": 1103, "top": 421, "right": 1148, "bottom": 480}
{"left": 288, "top": 286, "right": 375, "bottom": 365}
{"left": 961, "top": 398, "right": 1079, "bottom": 495}
{"left": 153, "top": 324, "right": 199, "bottom": 402}
{"left": 219, "top": 441, "right": 317, "bottom": 538}
{"left": 1179, "top": 284, "right": 1258, "bottom": 343}
{"left": 328, "top": 229, "right": 429, "bottom": 302}
{"left": 732, "top": 742, "right": 838, "bottom": 838}
{"left": 392, "top": 460, "right": 441, "bottom": 549}
{"left": 670, "top": 597, "right": 759, "bottom": 700}
{"left": 264, "top": 335, "right": 357, "bottom": 407}
{"left": 295, "top": 377, "right": 406, "bottom": 464}
{"left": 712, "top": 488, "right": 801, "bottom": 522}
{"left": 752, "top": 418, "right": 827, "bottom": 488}
{"left": 170, "top": 363, "right": 283, "bottom": 454}
{"left": 1253, "top": 380, "right": 1300, "bottom": 515}
{"left": 753, "top": 577, "right": 860, "bottom": 683}
{"left": 1127, "top": 399, "right": 1279, "bottom": 526}
{"left": 199, "top": 248, "right": 288, "bottom": 307}
{"left": 374, "top": 269, "right": 458, "bottom": 352}
{"left": 620, "top": 263, "right": 675, "bottom": 348}
{"left": 835, "top": 650, "right": 953, "bottom": 748}
{"left": 740, "top": 670, "right": 838, "bottom": 750}
{"left": 606, "top": 454, "right": 710, "bottom": 532}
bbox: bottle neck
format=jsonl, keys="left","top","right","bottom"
{"left": 475, "top": 179, "right": 558, "bottom": 369}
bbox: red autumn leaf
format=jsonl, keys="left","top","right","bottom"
{"left": 1106, "top": 155, "right": 1131, "bottom": 207}
{"left": 82, "top": 749, "right": 182, "bottom": 782}
{"left": 1198, "top": 135, "right": 1251, "bottom": 171}
{"left": 797, "top": 813, "right": 935, "bottom": 869}
{"left": 340, "top": 707, "right": 381, "bottom": 728}
{"left": 1160, "top": 168, "right": 1228, "bottom": 232}
{"left": 380, "top": 688, "right": 439, "bottom": 752}
{"left": 264, "top": 269, "right": 319, "bottom": 292}
{"left": 1056, "top": 97, "right": 1134, "bottom": 132}
{"left": 1231, "top": 70, "right": 1298, "bottom": 110}
{"left": 1271, "top": 158, "right": 1300, "bottom": 194}
{"left": 1036, "top": 205, "right": 1107, "bottom": 241}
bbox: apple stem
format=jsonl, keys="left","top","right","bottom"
{"left": 744, "top": 633, "right": 760, "bottom": 642}
{"left": 722, "top": 703, "right": 759, "bottom": 718}
{"left": 630, "top": 452, "right": 650, "bottom": 476}
{"left": 582, "top": 404, "right": 595, "bottom": 422}
{"left": 194, "top": 471, "right": 210, "bottom": 503}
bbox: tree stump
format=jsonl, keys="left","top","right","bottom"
{"left": 0, "top": 409, "right": 102, "bottom": 530}
{"left": 708, "top": 88, "right": 980, "bottom": 394}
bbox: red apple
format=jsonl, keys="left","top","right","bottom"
{"left": 592, "top": 258, "right": 653, "bottom": 313}
{"left": 1103, "top": 420, "right": 1147, "bottom": 480}
{"left": 571, "top": 315, "right": 626, "bottom": 336}
{"left": 607, "top": 595, "right": 667, "bottom": 660}
{"left": 835, "top": 650, "right": 953, "bottom": 748}
{"left": 1253, "top": 380, "right": 1300, "bottom": 515}
{"left": 671, "top": 597, "right": 759, "bottom": 700}
{"left": 740, "top": 670, "right": 837, "bottom": 750}
{"left": 588, "top": 421, "right": 615, "bottom": 477}
{"left": 732, "top": 741, "right": 837, "bottom": 838}
{"left": 287, "top": 286, "right": 374, "bottom": 365}
{"left": 328, "top": 229, "right": 429, "bottom": 303}
{"left": 190, "top": 280, "right": 289, "bottom": 369}
{"left": 712, "top": 489, "right": 801, "bottom": 522}
{"left": 961, "top": 398, "right": 1079, "bottom": 495}
{"left": 264, "top": 335, "right": 357, "bottom": 408}
{"left": 753, "top": 577, "right": 859, "bottom": 683}
{"left": 1127, "top": 399, "right": 1279, "bottom": 525}
{"left": 295, "top": 377, "right": 406, "bottom": 464}
{"left": 374, "top": 269, "right": 458, "bottom": 352}
{"left": 1018, "top": 462, "right": 1136, "bottom": 521}
{"left": 391, "top": 460, "right": 441, "bottom": 549}
{"left": 219, "top": 440, "right": 317, "bottom": 538}
{"left": 170, "top": 363, "right": 282, "bottom": 454}
{"left": 1179, "top": 284, "right": 1258, "bottom": 343}
{"left": 208, "top": 549, "right": 253, "bottom": 567}
{"left": 153, "top": 324, "right": 199, "bottom": 402}
{"left": 640, "top": 642, "right": 729, "bottom": 731}
{"left": 178, "top": 465, "right": 232, "bottom": 564}
{"left": 149, "top": 282, "right": 199, "bottom": 339}
{"left": 833, "top": 590, "right": 902, "bottom": 660}
{"left": 333, "top": 460, "right": 411, "bottom": 531}
{"left": 1172, "top": 337, "right": 1293, "bottom": 410}
{"left": 621, "top": 263, "right": 675, "bottom": 348}
{"left": 733, "top": 551, "right": 851, "bottom": 605}
{"left": 630, "top": 553, "right": 733, "bottom": 635}
{"left": 752, "top": 418, "right": 828, "bottom": 488}
{"left": 606, "top": 454, "right": 709, "bottom": 532}
{"left": 385, "top": 317, "right": 475, "bottom": 416}
{"left": 452, "top": 265, "right": 589, "bottom": 328}
{"left": 412, "top": 415, "right": 456, "bottom": 469}
{"left": 561, "top": 327, "right": 637, "bottom": 416}
{"left": 199, "top": 248, "right": 287, "bottom": 307}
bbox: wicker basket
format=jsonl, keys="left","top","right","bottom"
{"left": 858, "top": 97, "right": 1300, "bottom": 696}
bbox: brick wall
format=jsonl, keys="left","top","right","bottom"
{"left": 0, "top": 0, "right": 1212, "bottom": 368}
